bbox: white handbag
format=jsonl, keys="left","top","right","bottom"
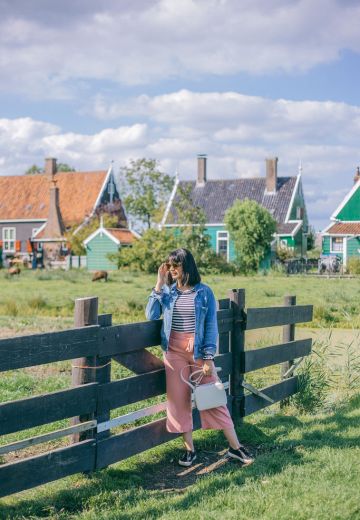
{"left": 180, "top": 365, "right": 227, "bottom": 411}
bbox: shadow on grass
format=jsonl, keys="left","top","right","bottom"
{"left": 0, "top": 392, "right": 359, "bottom": 520}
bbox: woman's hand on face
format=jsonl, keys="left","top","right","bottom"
{"left": 202, "top": 360, "right": 214, "bottom": 377}
{"left": 157, "top": 262, "right": 168, "bottom": 287}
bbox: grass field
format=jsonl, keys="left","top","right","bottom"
{"left": 0, "top": 269, "right": 359, "bottom": 518}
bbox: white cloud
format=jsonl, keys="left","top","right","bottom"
{"left": 1, "top": 88, "right": 360, "bottom": 230}
{"left": 1, "top": 0, "right": 360, "bottom": 98}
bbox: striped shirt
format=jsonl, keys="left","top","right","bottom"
{"left": 171, "top": 287, "right": 196, "bottom": 332}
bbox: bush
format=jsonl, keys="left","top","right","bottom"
{"left": 276, "top": 245, "right": 295, "bottom": 263}
{"left": 347, "top": 257, "right": 360, "bottom": 274}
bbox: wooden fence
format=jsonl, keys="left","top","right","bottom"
{"left": 0, "top": 289, "right": 313, "bottom": 498}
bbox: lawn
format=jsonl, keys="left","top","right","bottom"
{"left": 0, "top": 269, "right": 359, "bottom": 518}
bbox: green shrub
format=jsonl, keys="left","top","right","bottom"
{"left": 347, "top": 257, "right": 360, "bottom": 274}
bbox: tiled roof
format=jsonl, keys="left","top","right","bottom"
{"left": 167, "top": 177, "right": 297, "bottom": 225}
{"left": 0, "top": 171, "right": 107, "bottom": 226}
{"left": 326, "top": 222, "right": 360, "bottom": 235}
{"left": 277, "top": 222, "right": 300, "bottom": 234}
{"left": 106, "top": 228, "right": 137, "bottom": 244}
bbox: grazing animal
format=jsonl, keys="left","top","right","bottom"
{"left": 8, "top": 266, "right": 21, "bottom": 276}
{"left": 92, "top": 270, "right": 108, "bottom": 282}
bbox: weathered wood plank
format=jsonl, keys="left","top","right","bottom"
{"left": 245, "top": 305, "right": 313, "bottom": 330}
{"left": 0, "top": 439, "right": 96, "bottom": 498}
{"left": 242, "top": 339, "right": 312, "bottom": 373}
{"left": 99, "top": 320, "right": 162, "bottom": 356}
{"left": 98, "top": 369, "right": 166, "bottom": 412}
{"left": 0, "top": 383, "right": 97, "bottom": 436}
{"left": 0, "top": 420, "right": 97, "bottom": 456}
{"left": 243, "top": 376, "right": 298, "bottom": 416}
{"left": 0, "top": 326, "right": 99, "bottom": 372}
{"left": 112, "top": 349, "right": 164, "bottom": 374}
{"left": 217, "top": 308, "right": 234, "bottom": 333}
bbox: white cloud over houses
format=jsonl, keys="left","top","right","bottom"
{"left": 1, "top": 0, "right": 360, "bottom": 98}
{"left": 0, "top": 89, "right": 359, "bottom": 230}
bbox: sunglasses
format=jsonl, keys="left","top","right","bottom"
{"left": 165, "top": 262, "right": 181, "bottom": 269}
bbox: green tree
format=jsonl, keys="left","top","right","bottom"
{"left": 25, "top": 162, "right": 76, "bottom": 175}
{"left": 224, "top": 199, "right": 277, "bottom": 273}
{"left": 113, "top": 228, "right": 178, "bottom": 272}
{"left": 119, "top": 158, "right": 174, "bottom": 229}
{"left": 57, "top": 163, "right": 76, "bottom": 172}
{"left": 25, "top": 164, "right": 42, "bottom": 175}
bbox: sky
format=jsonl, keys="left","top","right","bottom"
{"left": 1, "top": 0, "right": 360, "bottom": 231}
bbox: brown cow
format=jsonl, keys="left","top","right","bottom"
{"left": 8, "top": 266, "right": 21, "bottom": 276}
{"left": 92, "top": 270, "right": 108, "bottom": 282}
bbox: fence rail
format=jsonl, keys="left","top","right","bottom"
{"left": 0, "top": 289, "right": 313, "bottom": 498}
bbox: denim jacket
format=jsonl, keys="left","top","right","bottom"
{"left": 145, "top": 281, "right": 218, "bottom": 360}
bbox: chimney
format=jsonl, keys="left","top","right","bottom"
{"left": 354, "top": 166, "right": 360, "bottom": 185}
{"left": 197, "top": 154, "right": 207, "bottom": 186}
{"left": 265, "top": 157, "right": 278, "bottom": 193}
{"left": 41, "top": 178, "right": 66, "bottom": 239}
{"left": 45, "top": 157, "right": 57, "bottom": 178}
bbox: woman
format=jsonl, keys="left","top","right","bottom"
{"left": 145, "top": 248, "right": 254, "bottom": 467}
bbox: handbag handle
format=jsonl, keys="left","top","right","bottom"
{"left": 180, "top": 364, "right": 222, "bottom": 390}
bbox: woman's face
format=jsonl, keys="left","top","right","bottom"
{"left": 167, "top": 261, "right": 183, "bottom": 282}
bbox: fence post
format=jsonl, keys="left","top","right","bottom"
{"left": 96, "top": 314, "right": 112, "bottom": 442}
{"left": 228, "top": 289, "right": 246, "bottom": 423}
{"left": 280, "top": 295, "right": 296, "bottom": 408}
{"left": 71, "top": 296, "right": 99, "bottom": 443}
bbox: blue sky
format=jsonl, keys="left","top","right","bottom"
{"left": 1, "top": 0, "right": 360, "bottom": 231}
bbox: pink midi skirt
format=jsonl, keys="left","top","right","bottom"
{"left": 163, "top": 329, "right": 234, "bottom": 433}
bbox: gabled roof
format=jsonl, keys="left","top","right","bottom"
{"left": 0, "top": 170, "right": 108, "bottom": 226}
{"left": 166, "top": 176, "right": 297, "bottom": 225}
{"left": 330, "top": 180, "right": 360, "bottom": 220}
{"left": 323, "top": 222, "right": 360, "bottom": 235}
{"left": 83, "top": 227, "right": 138, "bottom": 246}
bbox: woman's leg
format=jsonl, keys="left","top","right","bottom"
{"left": 222, "top": 425, "right": 240, "bottom": 450}
{"left": 182, "top": 431, "right": 194, "bottom": 451}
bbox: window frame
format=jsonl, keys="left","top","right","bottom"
{"left": 2, "top": 227, "right": 16, "bottom": 253}
{"left": 330, "top": 236, "right": 343, "bottom": 253}
{"left": 216, "top": 230, "right": 229, "bottom": 262}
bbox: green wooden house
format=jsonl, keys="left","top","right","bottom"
{"left": 321, "top": 167, "right": 360, "bottom": 269}
{"left": 162, "top": 155, "right": 309, "bottom": 268}
{"left": 83, "top": 224, "right": 139, "bottom": 271}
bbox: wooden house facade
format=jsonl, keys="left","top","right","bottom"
{"left": 321, "top": 167, "right": 360, "bottom": 268}
{"left": 83, "top": 224, "right": 139, "bottom": 271}
{"left": 163, "top": 156, "right": 309, "bottom": 268}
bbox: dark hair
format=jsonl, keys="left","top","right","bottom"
{"left": 166, "top": 248, "right": 201, "bottom": 287}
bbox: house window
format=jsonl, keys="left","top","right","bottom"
{"left": 331, "top": 237, "right": 343, "bottom": 252}
{"left": 280, "top": 239, "right": 288, "bottom": 247}
{"left": 217, "top": 231, "right": 229, "bottom": 261}
{"left": 2, "top": 227, "right": 16, "bottom": 252}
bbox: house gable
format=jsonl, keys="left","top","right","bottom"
{"left": 333, "top": 184, "right": 360, "bottom": 221}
